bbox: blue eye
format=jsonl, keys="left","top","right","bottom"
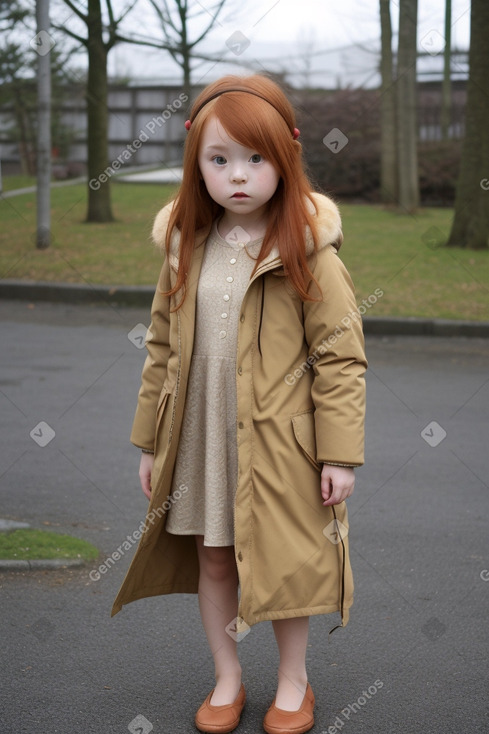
{"left": 212, "top": 156, "right": 227, "bottom": 165}
{"left": 250, "top": 154, "right": 262, "bottom": 163}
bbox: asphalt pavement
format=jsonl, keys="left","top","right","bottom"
{"left": 1, "top": 299, "right": 488, "bottom": 734}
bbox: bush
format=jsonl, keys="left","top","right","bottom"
{"left": 295, "top": 87, "right": 460, "bottom": 205}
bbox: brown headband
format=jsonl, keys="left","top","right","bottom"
{"left": 185, "top": 87, "right": 300, "bottom": 139}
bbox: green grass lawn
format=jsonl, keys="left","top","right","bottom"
{"left": 1, "top": 179, "right": 488, "bottom": 320}
{"left": 1, "top": 174, "right": 37, "bottom": 192}
{"left": 0, "top": 528, "right": 99, "bottom": 561}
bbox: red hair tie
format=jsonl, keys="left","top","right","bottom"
{"left": 185, "top": 119, "right": 191, "bottom": 131}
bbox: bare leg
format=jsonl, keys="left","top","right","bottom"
{"left": 195, "top": 535, "right": 242, "bottom": 705}
{"left": 271, "top": 617, "right": 309, "bottom": 710}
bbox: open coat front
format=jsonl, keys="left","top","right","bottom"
{"left": 111, "top": 192, "right": 367, "bottom": 631}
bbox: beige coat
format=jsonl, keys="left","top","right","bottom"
{"left": 112, "top": 192, "right": 367, "bottom": 632}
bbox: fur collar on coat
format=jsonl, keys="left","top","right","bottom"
{"left": 151, "top": 192, "right": 343, "bottom": 273}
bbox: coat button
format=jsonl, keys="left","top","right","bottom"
{"left": 238, "top": 421, "right": 244, "bottom": 429}
{"left": 226, "top": 276, "right": 234, "bottom": 283}
{"left": 219, "top": 330, "right": 227, "bottom": 339}
{"left": 230, "top": 258, "right": 237, "bottom": 264}
{"left": 223, "top": 294, "right": 230, "bottom": 301}
{"left": 221, "top": 312, "right": 228, "bottom": 319}
{"left": 240, "top": 314, "right": 245, "bottom": 323}
{"left": 237, "top": 551, "right": 243, "bottom": 562}
{"left": 237, "top": 366, "right": 242, "bottom": 375}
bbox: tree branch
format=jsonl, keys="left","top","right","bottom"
{"left": 191, "top": 0, "right": 227, "bottom": 45}
{"left": 61, "top": 0, "right": 88, "bottom": 22}
{"left": 52, "top": 21, "right": 87, "bottom": 46}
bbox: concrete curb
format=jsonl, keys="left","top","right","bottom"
{"left": 0, "top": 558, "right": 87, "bottom": 571}
{"left": 361, "top": 316, "right": 489, "bottom": 338}
{"left": 1, "top": 279, "right": 489, "bottom": 338}
{"left": 0, "top": 279, "right": 155, "bottom": 307}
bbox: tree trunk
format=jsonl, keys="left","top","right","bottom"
{"left": 396, "top": 0, "right": 419, "bottom": 212}
{"left": 447, "top": 0, "right": 489, "bottom": 249}
{"left": 379, "top": 0, "right": 397, "bottom": 204}
{"left": 441, "top": 0, "right": 451, "bottom": 141}
{"left": 86, "top": 0, "right": 114, "bottom": 222}
{"left": 182, "top": 48, "right": 191, "bottom": 103}
{"left": 179, "top": 7, "right": 191, "bottom": 103}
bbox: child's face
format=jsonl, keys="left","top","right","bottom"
{"left": 198, "top": 115, "right": 280, "bottom": 223}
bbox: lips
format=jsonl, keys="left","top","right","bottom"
{"left": 232, "top": 193, "right": 249, "bottom": 198}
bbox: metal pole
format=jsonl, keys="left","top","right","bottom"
{"left": 35, "top": 0, "right": 52, "bottom": 249}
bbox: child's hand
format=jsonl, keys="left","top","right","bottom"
{"left": 320, "top": 465, "right": 355, "bottom": 506}
{"left": 139, "top": 452, "right": 155, "bottom": 500}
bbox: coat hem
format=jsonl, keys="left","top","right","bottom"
{"left": 111, "top": 581, "right": 199, "bottom": 617}
{"left": 238, "top": 600, "right": 353, "bottom": 629}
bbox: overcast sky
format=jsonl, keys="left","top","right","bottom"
{"left": 57, "top": 0, "right": 471, "bottom": 89}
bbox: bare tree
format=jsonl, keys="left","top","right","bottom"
{"left": 396, "top": 0, "right": 419, "bottom": 212}
{"left": 57, "top": 0, "right": 137, "bottom": 222}
{"left": 143, "top": 0, "right": 228, "bottom": 100}
{"left": 55, "top": 0, "right": 238, "bottom": 222}
{"left": 447, "top": 0, "right": 489, "bottom": 250}
{"left": 0, "top": 0, "right": 35, "bottom": 175}
{"left": 296, "top": 27, "right": 316, "bottom": 91}
{"left": 379, "top": 0, "right": 397, "bottom": 203}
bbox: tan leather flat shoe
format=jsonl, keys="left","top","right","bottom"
{"left": 263, "top": 682, "right": 315, "bottom": 734}
{"left": 195, "top": 683, "right": 246, "bottom": 733}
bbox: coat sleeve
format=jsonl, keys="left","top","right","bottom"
{"left": 130, "top": 256, "right": 172, "bottom": 451}
{"left": 303, "top": 245, "right": 367, "bottom": 466}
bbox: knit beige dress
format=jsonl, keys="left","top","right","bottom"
{"left": 166, "top": 220, "right": 263, "bottom": 546}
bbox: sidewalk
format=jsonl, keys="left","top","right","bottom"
{"left": 0, "top": 165, "right": 183, "bottom": 199}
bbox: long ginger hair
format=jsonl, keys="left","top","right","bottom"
{"left": 165, "top": 74, "right": 321, "bottom": 306}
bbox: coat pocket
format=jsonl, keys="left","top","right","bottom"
{"left": 156, "top": 386, "right": 171, "bottom": 428}
{"left": 291, "top": 410, "right": 321, "bottom": 471}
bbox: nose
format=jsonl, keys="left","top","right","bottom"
{"left": 230, "top": 166, "right": 247, "bottom": 183}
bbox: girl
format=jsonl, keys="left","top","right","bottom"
{"left": 112, "top": 74, "right": 367, "bottom": 734}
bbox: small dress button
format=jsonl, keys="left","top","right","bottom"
{"left": 230, "top": 258, "right": 237, "bottom": 264}
{"left": 223, "top": 294, "right": 230, "bottom": 301}
{"left": 221, "top": 312, "right": 228, "bottom": 319}
{"left": 226, "top": 276, "right": 234, "bottom": 283}
{"left": 219, "top": 330, "right": 227, "bottom": 339}
{"left": 237, "top": 366, "right": 243, "bottom": 375}
{"left": 237, "top": 551, "right": 243, "bottom": 561}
